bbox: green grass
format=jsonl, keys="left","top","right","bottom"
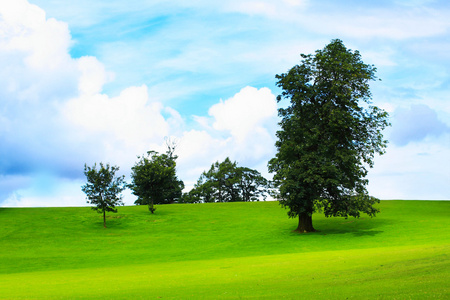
{"left": 0, "top": 201, "right": 448, "bottom": 299}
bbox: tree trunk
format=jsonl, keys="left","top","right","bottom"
{"left": 103, "top": 210, "right": 106, "bottom": 228}
{"left": 148, "top": 200, "right": 155, "bottom": 214}
{"left": 295, "top": 212, "right": 316, "bottom": 233}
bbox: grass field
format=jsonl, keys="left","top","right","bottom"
{"left": 0, "top": 200, "right": 448, "bottom": 299}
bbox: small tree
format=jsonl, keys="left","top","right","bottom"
{"left": 129, "top": 148, "right": 184, "bottom": 213}
{"left": 82, "top": 162, "right": 126, "bottom": 228}
{"left": 268, "top": 39, "right": 389, "bottom": 233}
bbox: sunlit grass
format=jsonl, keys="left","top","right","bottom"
{"left": 0, "top": 201, "right": 448, "bottom": 298}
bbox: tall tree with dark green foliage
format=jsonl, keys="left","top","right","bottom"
{"left": 129, "top": 147, "right": 184, "bottom": 213}
{"left": 82, "top": 162, "right": 126, "bottom": 228}
{"left": 268, "top": 39, "right": 390, "bottom": 233}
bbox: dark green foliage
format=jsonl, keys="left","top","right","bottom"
{"left": 129, "top": 149, "right": 184, "bottom": 213}
{"left": 238, "top": 167, "right": 273, "bottom": 202}
{"left": 187, "top": 157, "right": 271, "bottom": 203}
{"left": 81, "top": 162, "right": 126, "bottom": 228}
{"left": 268, "top": 39, "right": 390, "bottom": 232}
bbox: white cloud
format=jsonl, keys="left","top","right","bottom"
{"left": 368, "top": 141, "right": 450, "bottom": 200}
{"left": 209, "top": 86, "right": 277, "bottom": 142}
{"left": 207, "top": 86, "right": 278, "bottom": 167}
{"left": 390, "top": 104, "right": 449, "bottom": 146}
{"left": 177, "top": 129, "right": 229, "bottom": 183}
{"left": 63, "top": 84, "right": 169, "bottom": 151}
{"left": 0, "top": 0, "right": 177, "bottom": 206}
{"left": 1, "top": 0, "right": 80, "bottom": 179}
{"left": 77, "top": 56, "right": 113, "bottom": 95}
{"left": 0, "top": 0, "right": 78, "bottom": 103}
{"left": 0, "top": 0, "right": 73, "bottom": 71}
{"left": 0, "top": 0, "right": 282, "bottom": 207}
{"left": 176, "top": 86, "right": 279, "bottom": 190}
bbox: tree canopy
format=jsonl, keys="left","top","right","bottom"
{"left": 184, "top": 157, "right": 271, "bottom": 203}
{"left": 268, "top": 39, "right": 390, "bottom": 233}
{"left": 81, "top": 162, "right": 126, "bottom": 228}
{"left": 129, "top": 148, "right": 184, "bottom": 213}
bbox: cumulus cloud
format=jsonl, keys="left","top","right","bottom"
{"left": 209, "top": 86, "right": 278, "bottom": 163}
{"left": 63, "top": 84, "right": 169, "bottom": 156}
{"left": 77, "top": 56, "right": 113, "bottom": 95}
{"left": 0, "top": 0, "right": 79, "bottom": 177}
{"left": 390, "top": 104, "right": 450, "bottom": 146}
{"left": 209, "top": 86, "right": 277, "bottom": 142}
{"left": 0, "top": 0, "right": 280, "bottom": 206}
{"left": 0, "top": 0, "right": 73, "bottom": 71}
{"left": 177, "top": 86, "right": 278, "bottom": 189}
{"left": 0, "top": 0, "right": 176, "bottom": 206}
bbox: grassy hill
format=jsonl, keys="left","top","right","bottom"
{"left": 0, "top": 200, "right": 448, "bottom": 299}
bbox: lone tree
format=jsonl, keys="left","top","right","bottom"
{"left": 129, "top": 147, "right": 184, "bottom": 213}
{"left": 82, "top": 162, "right": 126, "bottom": 228}
{"left": 268, "top": 39, "right": 390, "bottom": 233}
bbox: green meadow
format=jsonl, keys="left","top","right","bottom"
{"left": 0, "top": 200, "right": 448, "bottom": 299}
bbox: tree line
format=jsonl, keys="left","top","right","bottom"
{"left": 82, "top": 145, "right": 272, "bottom": 227}
{"left": 181, "top": 157, "right": 272, "bottom": 204}
{"left": 83, "top": 39, "right": 389, "bottom": 231}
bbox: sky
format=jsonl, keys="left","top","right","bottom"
{"left": 0, "top": 0, "right": 449, "bottom": 207}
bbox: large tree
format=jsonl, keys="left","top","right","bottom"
{"left": 82, "top": 162, "right": 126, "bottom": 228}
{"left": 268, "top": 39, "right": 390, "bottom": 233}
{"left": 129, "top": 148, "right": 184, "bottom": 213}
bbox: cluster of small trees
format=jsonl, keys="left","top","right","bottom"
{"left": 181, "top": 157, "right": 272, "bottom": 203}
{"left": 83, "top": 39, "right": 389, "bottom": 232}
{"left": 82, "top": 146, "right": 271, "bottom": 227}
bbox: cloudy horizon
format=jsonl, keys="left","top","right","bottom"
{"left": 1, "top": 0, "right": 449, "bottom": 207}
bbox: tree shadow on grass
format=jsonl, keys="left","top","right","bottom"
{"left": 81, "top": 213, "right": 129, "bottom": 230}
{"left": 304, "top": 217, "right": 394, "bottom": 237}
{"left": 129, "top": 204, "right": 174, "bottom": 216}
{"left": 88, "top": 209, "right": 168, "bottom": 230}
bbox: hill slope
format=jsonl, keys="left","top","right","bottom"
{"left": 0, "top": 200, "right": 448, "bottom": 298}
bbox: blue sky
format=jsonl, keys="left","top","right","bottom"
{"left": 0, "top": 0, "right": 449, "bottom": 206}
